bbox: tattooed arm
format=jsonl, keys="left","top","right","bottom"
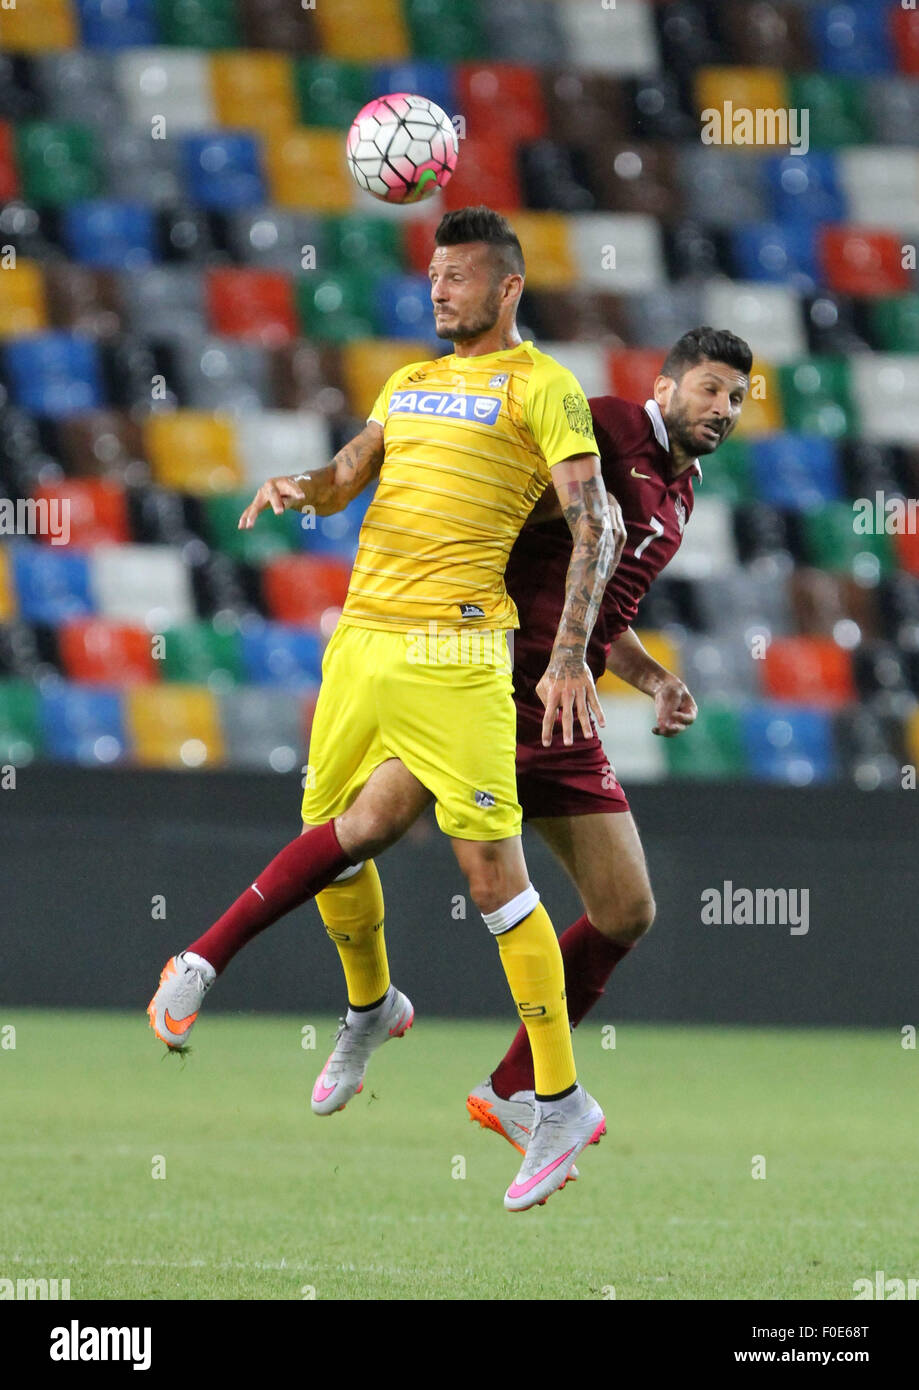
{"left": 237, "top": 421, "right": 385, "bottom": 529}
{"left": 535, "top": 455, "right": 627, "bottom": 747}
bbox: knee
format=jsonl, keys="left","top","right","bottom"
{"left": 591, "top": 894, "right": 655, "bottom": 945}
{"left": 334, "top": 806, "right": 401, "bottom": 861}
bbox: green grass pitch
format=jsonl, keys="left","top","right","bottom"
{"left": 1, "top": 1010, "right": 915, "bottom": 1301}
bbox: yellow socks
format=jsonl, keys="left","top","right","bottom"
{"left": 493, "top": 899, "right": 576, "bottom": 1097}
{"left": 315, "top": 860, "right": 390, "bottom": 1008}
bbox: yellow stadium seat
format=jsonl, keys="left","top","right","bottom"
{"left": 733, "top": 360, "right": 783, "bottom": 437}
{"left": 905, "top": 709, "right": 919, "bottom": 771}
{"left": 510, "top": 213, "right": 576, "bottom": 291}
{"left": 144, "top": 412, "right": 244, "bottom": 495}
{"left": 0, "top": 259, "right": 48, "bottom": 337}
{"left": 694, "top": 67, "right": 790, "bottom": 131}
{"left": 126, "top": 685, "right": 224, "bottom": 769}
{"left": 0, "top": 0, "right": 76, "bottom": 51}
{"left": 211, "top": 53, "right": 297, "bottom": 138}
{"left": 315, "top": 0, "right": 410, "bottom": 61}
{"left": 0, "top": 545, "right": 16, "bottom": 622}
{"left": 342, "top": 339, "right": 434, "bottom": 419}
{"left": 598, "top": 630, "right": 681, "bottom": 695}
{"left": 266, "top": 129, "right": 353, "bottom": 212}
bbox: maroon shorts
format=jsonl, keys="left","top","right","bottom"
{"left": 515, "top": 721, "right": 630, "bottom": 821}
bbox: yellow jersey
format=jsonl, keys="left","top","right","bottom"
{"left": 339, "top": 341, "right": 598, "bottom": 633}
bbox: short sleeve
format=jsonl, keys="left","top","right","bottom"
{"left": 523, "top": 355, "right": 598, "bottom": 468}
{"left": 367, "top": 360, "right": 431, "bottom": 427}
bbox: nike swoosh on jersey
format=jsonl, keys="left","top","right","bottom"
{"left": 630, "top": 467, "right": 653, "bottom": 480}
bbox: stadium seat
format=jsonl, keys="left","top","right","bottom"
{"left": 403, "top": 0, "right": 486, "bottom": 62}
{"left": 120, "top": 266, "right": 207, "bottom": 341}
{"left": 740, "top": 702, "right": 837, "bottom": 785}
{"left": 0, "top": 120, "right": 19, "bottom": 201}
{"left": 217, "top": 684, "right": 311, "bottom": 771}
{"left": 114, "top": 49, "right": 214, "bottom": 133}
{"left": 850, "top": 355, "right": 919, "bottom": 445}
{"left": 374, "top": 273, "right": 436, "bottom": 339}
{"left": 204, "top": 491, "right": 298, "bottom": 564}
{"left": 789, "top": 566, "right": 881, "bottom": 642}
{"left": 266, "top": 129, "right": 353, "bottom": 212}
{"left": 693, "top": 559, "right": 794, "bottom": 643}
{"left": 819, "top": 227, "right": 908, "bottom": 298}
{"left": 605, "top": 348, "right": 665, "bottom": 405}
{"left": 0, "top": 257, "right": 48, "bottom": 337}
{"left": 126, "top": 485, "right": 204, "bottom": 549}
{"left": 837, "top": 147, "right": 919, "bottom": 227}
{"left": 762, "top": 152, "right": 846, "bottom": 224}
{"left": 623, "top": 284, "right": 704, "bottom": 350}
{"left": 749, "top": 435, "right": 843, "bottom": 511}
{"left": 840, "top": 440, "right": 906, "bottom": 499}
{"left": 597, "top": 695, "right": 666, "bottom": 781}
{"left": 598, "top": 629, "right": 681, "bottom": 697}
{"left": 0, "top": 619, "right": 61, "bottom": 682}
{"left": 314, "top": 0, "right": 411, "bottom": 63}
{"left": 295, "top": 268, "right": 379, "bottom": 344}
{"left": 0, "top": 679, "right": 41, "bottom": 765}
{"left": 90, "top": 542, "right": 196, "bottom": 626}
{"left": 808, "top": 0, "right": 894, "bottom": 76}
{"left": 456, "top": 64, "right": 547, "bottom": 144}
{"left": 32, "top": 478, "right": 130, "bottom": 548}
{"left": 787, "top": 72, "right": 870, "bottom": 148}
{"left": 518, "top": 140, "right": 594, "bottom": 213}
{"left": 211, "top": 52, "right": 297, "bottom": 139}
{"left": 326, "top": 214, "right": 405, "bottom": 275}
{"left": 777, "top": 357, "right": 855, "bottom": 438}
{"left": 300, "top": 489, "right": 375, "bottom": 561}
{"left": 40, "top": 683, "right": 127, "bottom": 765}
{"left": 891, "top": 3, "right": 919, "bottom": 73}
{"left": 56, "top": 410, "right": 149, "bottom": 485}
{"left": 180, "top": 133, "right": 266, "bottom": 212}
{"left": 223, "top": 207, "right": 325, "bottom": 276}
{"left": 678, "top": 147, "right": 769, "bottom": 227}
{"left": 801, "top": 289, "right": 874, "bottom": 357}
{"left": 158, "top": 206, "right": 224, "bottom": 266}
{"left": 164, "top": 336, "right": 273, "bottom": 413}
{"left": 539, "top": 342, "right": 607, "bottom": 398}
{"left": 144, "top": 413, "right": 243, "bottom": 495}
{"left": 542, "top": 69, "right": 630, "bottom": 148}
{"left": 691, "top": 435, "right": 754, "bottom": 504}
{"left": 3, "top": 333, "right": 105, "bottom": 419}
{"left": 866, "top": 74, "right": 919, "bottom": 145}
{"left": 442, "top": 136, "right": 522, "bottom": 212}
{"left": 717, "top": 1, "right": 813, "bottom": 69}
{"left": 569, "top": 212, "right": 665, "bottom": 292}
{"left": 0, "top": 0, "right": 76, "bottom": 50}
{"left": 189, "top": 549, "right": 263, "bottom": 620}
{"left": 664, "top": 700, "right": 749, "bottom": 779}
{"left": 205, "top": 268, "right": 297, "bottom": 347}
{"left": 853, "top": 640, "right": 915, "bottom": 701}
{"left": 76, "top": 0, "right": 159, "bottom": 49}
{"left": 126, "top": 684, "right": 224, "bottom": 768}
{"left": 16, "top": 121, "right": 100, "bottom": 207}
{"left": 870, "top": 296, "right": 919, "bottom": 354}
{"left": 582, "top": 141, "right": 680, "bottom": 221}
{"left": 481, "top": 0, "right": 568, "bottom": 67}
{"left": 373, "top": 62, "right": 456, "bottom": 122}
{"left": 664, "top": 497, "right": 737, "bottom": 580}
{"left": 0, "top": 550, "right": 15, "bottom": 623}
{"left": 559, "top": 0, "right": 659, "bottom": 75}
{"left": 12, "top": 545, "right": 95, "bottom": 624}
{"left": 32, "top": 51, "right": 123, "bottom": 130}
{"left": 835, "top": 705, "right": 903, "bottom": 790}
{"left": 58, "top": 617, "right": 156, "bottom": 684}
{"left": 625, "top": 71, "right": 697, "bottom": 142}
{"left": 761, "top": 636, "right": 856, "bottom": 709}
{"left": 341, "top": 338, "right": 432, "bottom": 418}
{"left": 730, "top": 222, "right": 819, "bottom": 293}
{"left": 293, "top": 57, "right": 375, "bottom": 128}
{"left": 801, "top": 501, "right": 895, "bottom": 579}
{"left": 241, "top": 620, "right": 324, "bottom": 686}
{"left": 63, "top": 201, "right": 158, "bottom": 271}
{"left": 703, "top": 282, "right": 805, "bottom": 364}
{"left": 239, "top": 0, "right": 319, "bottom": 52}
{"left": 156, "top": 0, "right": 241, "bottom": 49}
{"left": 43, "top": 264, "right": 124, "bottom": 339}
{"left": 662, "top": 219, "right": 731, "bottom": 282}
{"left": 269, "top": 341, "right": 347, "bottom": 412}
{"left": 678, "top": 633, "right": 760, "bottom": 700}
{"left": 159, "top": 619, "right": 243, "bottom": 688}
{"left": 101, "top": 332, "right": 171, "bottom": 412}
{"left": 100, "top": 126, "right": 183, "bottom": 208}
{"left": 235, "top": 409, "right": 332, "bottom": 487}
{"left": 0, "top": 55, "right": 43, "bottom": 122}
{"left": 0, "top": 405, "right": 59, "bottom": 497}
{"left": 894, "top": 527, "right": 919, "bottom": 581}
{"left": 520, "top": 286, "right": 628, "bottom": 344}
{"left": 262, "top": 554, "right": 351, "bottom": 627}
{"left": 694, "top": 66, "right": 789, "bottom": 126}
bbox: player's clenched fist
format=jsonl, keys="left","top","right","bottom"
{"left": 238, "top": 475, "right": 308, "bottom": 529}
{"left": 652, "top": 677, "right": 697, "bottom": 737}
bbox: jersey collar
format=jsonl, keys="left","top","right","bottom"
{"left": 643, "top": 399, "right": 703, "bottom": 479}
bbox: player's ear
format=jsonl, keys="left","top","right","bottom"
{"left": 652, "top": 373, "right": 675, "bottom": 407}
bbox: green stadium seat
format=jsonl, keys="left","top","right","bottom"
{"left": 787, "top": 73, "right": 869, "bottom": 148}
{"left": 16, "top": 122, "right": 100, "bottom": 207}
{"left": 293, "top": 57, "right": 375, "bottom": 128}
{"left": 802, "top": 502, "right": 895, "bottom": 578}
{"left": 870, "top": 296, "right": 919, "bottom": 353}
{"left": 295, "top": 268, "right": 380, "bottom": 343}
{"left": 664, "top": 702, "right": 748, "bottom": 780}
{"left": 403, "top": 0, "right": 487, "bottom": 61}
{"left": 0, "top": 680, "right": 42, "bottom": 766}
{"left": 777, "top": 358, "right": 857, "bottom": 438}
{"left": 160, "top": 621, "right": 245, "bottom": 689}
{"left": 155, "top": 0, "right": 242, "bottom": 48}
{"left": 204, "top": 492, "right": 299, "bottom": 564}
{"left": 697, "top": 436, "right": 754, "bottom": 504}
{"left": 324, "top": 215, "right": 405, "bottom": 275}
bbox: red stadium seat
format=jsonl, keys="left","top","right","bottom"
{"left": 59, "top": 619, "right": 157, "bottom": 685}
{"left": 894, "top": 526, "right": 919, "bottom": 578}
{"left": 206, "top": 268, "right": 298, "bottom": 347}
{"left": 262, "top": 554, "right": 352, "bottom": 626}
{"left": 819, "top": 227, "right": 910, "bottom": 298}
{"left": 761, "top": 637, "right": 856, "bottom": 708}
{"left": 442, "top": 137, "right": 521, "bottom": 212}
{"left": 32, "top": 479, "right": 130, "bottom": 548}
{"left": 606, "top": 348, "right": 667, "bottom": 404}
{"left": 404, "top": 215, "right": 441, "bottom": 274}
{"left": 891, "top": 4, "right": 919, "bottom": 75}
{"left": 0, "top": 120, "right": 19, "bottom": 200}
{"left": 455, "top": 64, "right": 548, "bottom": 144}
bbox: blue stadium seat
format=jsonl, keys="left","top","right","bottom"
{"left": 12, "top": 546, "right": 95, "bottom": 625}
{"left": 731, "top": 222, "right": 820, "bottom": 293}
{"left": 372, "top": 62, "right": 456, "bottom": 120}
{"left": 373, "top": 274, "right": 436, "bottom": 340}
{"left": 741, "top": 703, "right": 837, "bottom": 785}
{"left": 3, "top": 334, "right": 105, "bottom": 418}
{"left": 76, "top": 0, "right": 160, "bottom": 50}
{"left": 62, "top": 201, "right": 158, "bottom": 270}
{"left": 298, "top": 485, "right": 375, "bottom": 560}
{"left": 180, "top": 133, "right": 266, "bottom": 212}
{"left": 40, "top": 683, "right": 128, "bottom": 764}
{"left": 241, "top": 622, "right": 323, "bottom": 687}
{"left": 809, "top": 1, "right": 895, "bottom": 76}
{"left": 762, "top": 152, "right": 847, "bottom": 225}
{"left": 750, "top": 436, "right": 844, "bottom": 511}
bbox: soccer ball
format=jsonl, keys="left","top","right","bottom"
{"left": 346, "top": 93, "right": 458, "bottom": 204}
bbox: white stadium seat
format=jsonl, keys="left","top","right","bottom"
{"left": 702, "top": 281, "right": 806, "bottom": 364}
{"left": 115, "top": 50, "right": 215, "bottom": 133}
{"left": 598, "top": 695, "right": 667, "bottom": 782}
{"left": 663, "top": 496, "right": 737, "bottom": 579}
{"left": 569, "top": 212, "right": 666, "bottom": 292}
{"left": 836, "top": 148, "right": 919, "bottom": 228}
{"left": 538, "top": 342, "right": 609, "bottom": 399}
{"left": 557, "top": 0, "right": 660, "bottom": 75}
{"left": 850, "top": 354, "right": 919, "bottom": 444}
{"left": 235, "top": 411, "right": 334, "bottom": 488}
{"left": 90, "top": 545, "right": 195, "bottom": 628}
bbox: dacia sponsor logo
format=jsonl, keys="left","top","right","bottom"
{"left": 389, "top": 391, "right": 502, "bottom": 425}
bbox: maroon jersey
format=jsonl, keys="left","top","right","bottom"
{"left": 508, "top": 396, "right": 700, "bottom": 754}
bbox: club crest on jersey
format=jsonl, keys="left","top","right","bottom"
{"left": 674, "top": 496, "right": 687, "bottom": 534}
{"left": 488, "top": 373, "right": 508, "bottom": 387}
{"left": 474, "top": 789, "right": 496, "bottom": 808}
{"left": 563, "top": 391, "right": 594, "bottom": 438}
{"left": 459, "top": 603, "right": 485, "bottom": 618}
{"left": 388, "top": 390, "right": 501, "bottom": 425}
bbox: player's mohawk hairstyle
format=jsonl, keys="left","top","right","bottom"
{"left": 661, "top": 327, "right": 753, "bottom": 382}
{"left": 434, "top": 206, "right": 526, "bottom": 280}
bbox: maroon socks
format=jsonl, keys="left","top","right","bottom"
{"left": 491, "top": 913, "right": 634, "bottom": 1099}
{"left": 186, "top": 819, "right": 353, "bottom": 974}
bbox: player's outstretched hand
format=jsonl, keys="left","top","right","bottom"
{"left": 238, "top": 475, "right": 307, "bottom": 529}
{"left": 652, "top": 677, "right": 697, "bottom": 737}
{"left": 536, "top": 660, "right": 606, "bottom": 748}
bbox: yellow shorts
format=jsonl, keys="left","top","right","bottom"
{"left": 300, "top": 621, "right": 522, "bottom": 841}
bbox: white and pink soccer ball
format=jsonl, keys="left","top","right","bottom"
{"left": 346, "top": 93, "right": 459, "bottom": 204}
